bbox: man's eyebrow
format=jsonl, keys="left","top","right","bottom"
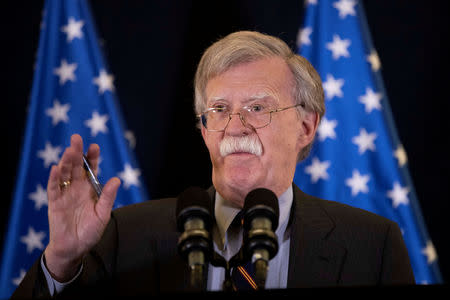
{"left": 208, "top": 96, "right": 227, "bottom": 102}
{"left": 244, "top": 94, "right": 276, "bottom": 105}
{"left": 207, "top": 93, "right": 275, "bottom": 105}
{"left": 209, "top": 92, "right": 271, "bottom": 100}
{"left": 248, "top": 92, "right": 271, "bottom": 100}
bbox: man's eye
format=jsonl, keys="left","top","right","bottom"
{"left": 250, "top": 104, "right": 264, "bottom": 112}
{"left": 212, "top": 105, "right": 227, "bottom": 113}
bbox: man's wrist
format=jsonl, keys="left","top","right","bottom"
{"left": 43, "top": 247, "right": 83, "bottom": 283}
{"left": 41, "top": 253, "right": 83, "bottom": 296}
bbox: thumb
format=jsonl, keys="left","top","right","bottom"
{"left": 95, "top": 177, "right": 121, "bottom": 223}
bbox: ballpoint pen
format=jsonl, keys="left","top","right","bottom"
{"left": 82, "top": 154, "right": 103, "bottom": 198}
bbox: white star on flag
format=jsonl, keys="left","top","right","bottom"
{"left": 421, "top": 241, "right": 437, "bottom": 265}
{"left": 60, "top": 17, "right": 84, "bottom": 43}
{"left": 297, "top": 26, "right": 313, "bottom": 47}
{"left": 37, "top": 142, "right": 62, "bottom": 168}
{"left": 333, "top": 0, "right": 357, "bottom": 19}
{"left": 326, "top": 34, "right": 351, "bottom": 60}
{"left": 359, "top": 87, "right": 382, "bottom": 113}
{"left": 367, "top": 49, "right": 381, "bottom": 71}
{"left": 45, "top": 99, "right": 70, "bottom": 125}
{"left": 53, "top": 59, "right": 77, "bottom": 85}
{"left": 28, "top": 184, "right": 48, "bottom": 210}
{"left": 84, "top": 111, "right": 109, "bottom": 137}
{"left": 394, "top": 144, "right": 408, "bottom": 167}
{"left": 118, "top": 163, "right": 141, "bottom": 189}
{"left": 20, "top": 227, "right": 45, "bottom": 253}
{"left": 345, "top": 169, "right": 370, "bottom": 196}
{"left": 352, "top": 128, "right": 377, "bottom": 154}
{"left": 305, "top": 157, "right": 330, "bottom": 183}
{"left": 387, "top": 182, "right": 410, "bottom": 208}
{"left": 12, "top": 269, "right": 26, "bottom": 286}
{"left": 322, "top": 74, "right": 345, "bottom": 100}
{"left": 93, "top": 69, "right": 115, "bottom": 94}
{"left": 318, "top": 117, "right": 338, "bottom": 141}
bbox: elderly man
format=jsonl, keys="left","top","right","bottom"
{"left": 12, "top": 31, "right": 414, "bottom": 298}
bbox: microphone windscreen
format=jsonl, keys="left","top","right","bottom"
{"left": 244, "top": 188, "right": 279, "bottom": 216}
{"left": 244, "top": 188, "right": 279, "bottom": 229}
{"left": 176, "top": 186, "right": 213, "bottom": 231}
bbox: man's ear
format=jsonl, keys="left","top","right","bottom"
{"left": 298, "top": 111, "right": 320, "bottom": 147}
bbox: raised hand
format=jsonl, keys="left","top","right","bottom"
{"left": 44, "top": 134, "right": 120, "bottom": 281}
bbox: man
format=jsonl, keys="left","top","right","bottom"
{"left": 12, "top": 31, "right": 414, "bottom": 298}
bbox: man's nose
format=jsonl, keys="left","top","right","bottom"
{"left": 225, "top": 112, "right": 253, "bottom": 135}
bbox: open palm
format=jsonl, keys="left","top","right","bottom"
{"left": 44, "top": 134, "right": 120, "bottom": 281}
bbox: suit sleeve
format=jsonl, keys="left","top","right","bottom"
{"left": 10, "top": 214, "right": 118, "bottom": 299}
{"left": 10, "top": 253, "right": 52, "bottom": 299}
{"left": 379, "top": 221, "right": 415, "bottom": 285}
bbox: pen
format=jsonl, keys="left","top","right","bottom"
{"left": 82, "top": 155, "right": 103, "bottom": 198}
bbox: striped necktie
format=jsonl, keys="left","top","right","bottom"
{"left": 228, "top": 212, "right": 258, "bottom": 291}
{"left": 231, "top": 261, "right": 258, "bottom": 291}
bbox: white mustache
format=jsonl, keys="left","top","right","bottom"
{"left": 219, "top": 135, "right": 263, "bottom": 157}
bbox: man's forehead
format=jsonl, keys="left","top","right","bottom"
{"left": 204, "top": 57, "right": 294, "bottom": 103}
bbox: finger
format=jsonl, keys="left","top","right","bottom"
{"left": 86, "top": 143, "right": 100, "bottom": 176}
{"left": 70, "top": 134, "right": 84, "bottom": 153}
{"left": 95, "top": 177, "right": 120, "bottom": 224}
{"left": 47, "top": 165, "right": 62, "bottom": 202}
{"left": 70, "top": 134, "right": 85, "bottom": 180}
{"left": 58, "top": 147, "right": 74, "bottom": 184}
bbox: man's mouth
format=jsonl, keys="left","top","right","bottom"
{"left": 228, "top": 151, "right": 254, "bottom": 155}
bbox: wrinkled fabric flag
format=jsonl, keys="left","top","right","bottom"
{"left": 294, "top": 0, "right": 441, "bottom": 284}
{"left": 0, "top": 0, "right": 149, "bottom": 297}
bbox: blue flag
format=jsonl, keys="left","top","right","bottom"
{"left": 0, "top": 0, "right": 149, "bottom": 297}
{"left": 294, "top": 0, "right": 441, "bottom": 284}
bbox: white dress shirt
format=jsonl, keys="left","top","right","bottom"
{"left": 207, "top": 186, "right": 293, "bottom": 290}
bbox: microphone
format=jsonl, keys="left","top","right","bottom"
{"left": 242, "top": 188, "right": 279, "bottom": 289}
{"left": 176, "top": 187, "right": 214, "bottom": 290}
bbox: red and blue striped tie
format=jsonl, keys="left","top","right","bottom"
{"left": 231, "top": 261, "right": 258, "bottom": 291}
{"left": 229, "top": 212, "right": 259, "bottom": 291}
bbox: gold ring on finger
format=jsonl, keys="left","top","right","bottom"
{"left": 59, "top": 180, "right": 71, "bottom": 190}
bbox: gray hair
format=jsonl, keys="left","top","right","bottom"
{"left": 194, "top": 31, "right": 325, "bottom": 161}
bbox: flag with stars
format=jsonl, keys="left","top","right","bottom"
{"left": 0, "top": 0, "right": 149, "bottom": 297}
{"left": 294, "top": 0, "right": 441, "bottom": 284}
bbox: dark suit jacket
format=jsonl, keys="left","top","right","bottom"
{"left": 12, "top": 184, "right": 415, "bottom": 298}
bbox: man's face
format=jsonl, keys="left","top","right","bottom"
{"left": 201, "top": 56, "right": 317, "bottom": 208}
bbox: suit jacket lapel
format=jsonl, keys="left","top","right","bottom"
{"left": 204, "top": 185, "right": 346, "bottom": 288}
{"left": 287, "top": 184, "right": 347, "bottom": 287}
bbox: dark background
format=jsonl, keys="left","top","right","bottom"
{"left": 1, "top": 0, "right": 448, "bottom": 283}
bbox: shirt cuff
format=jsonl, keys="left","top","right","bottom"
{"left": 40, "top": 254, "right": 83, "bottom": 296}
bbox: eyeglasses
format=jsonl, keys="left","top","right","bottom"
{"left": 197, "top": 102, "right": 305, "bottom": 132}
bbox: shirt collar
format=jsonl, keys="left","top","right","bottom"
{"left": 213, "top": 185, "right": 294, "bottom": 250}
{"left": 214, "top": 192, "right": 241, "bottom": 249}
